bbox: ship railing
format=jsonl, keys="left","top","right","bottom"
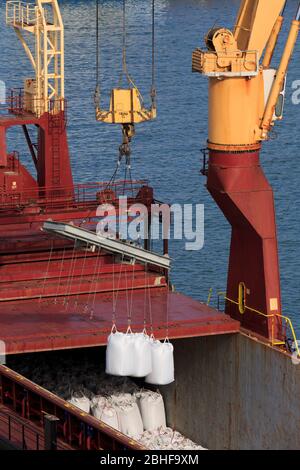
{"left": 1, "top": 88, "right": 66, "bottom": 121}
{"left": 192, "top": 48, "right": 259, "bottom": 77}
{"left": 0, "top": 405, "right": 68, "bottom": 450}
{"left": 0, "top": 180, "right": 149, "bottom": 213}
{"left": 217, "top": 291, "right": 300, "bottom": 358}
{"left": 6, "top": 1, "right": 43, "bottom": 29}
{"left": 6, "top": 151, "right": 20, "bottom": 173}
{"left": 0, "top": 406, "right": 42, "bottom": 450}
{"left": 0, "top": 364, "right": 145, "bottom": 450}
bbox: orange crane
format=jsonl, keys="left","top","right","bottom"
{"left": 193, "top": 0, "right": 300, "bottom": 340}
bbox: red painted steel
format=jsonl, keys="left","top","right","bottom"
{"left": 1, "top": 99, "right": 72, "bottom": 195}
{"left": 0, "top": 405, "right": 72, "bottom": 450}
{"left": 0, "top": 85, "right": 240, "bottom": 356}
{"left": 0, "top": 291, "right": 239, "bottom": 354}
{"left": 0, "top": 365, "right": 146, "bottom": 450}
{"left": 207, "top": 149, "right": 281, "bottom": 339}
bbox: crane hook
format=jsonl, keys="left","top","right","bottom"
{"left": 119, "top": 123, "right": 135, "bottom": 157}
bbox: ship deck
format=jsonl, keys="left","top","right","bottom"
{"left": 0, "top": 291, "right": 240, "bottom": 354}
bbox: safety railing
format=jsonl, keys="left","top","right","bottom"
{"left": 6, "top": 1, "right": 43, "bottom": 29}
{"left": 217, "top": 291, "right": 300, "bottom": 358}
{"left": 6, "top": 88, "right": 66, "bottom": 119}
{"left": 0, "top": 180, "right": 149, "bottom": 213}
{"left": 0, "top": 406, "right": 42, "bottom": 450}
{"left": 192, "top": 48, "right": 259, "bottom": 77}
{"left": 6, "top": 0, "right": 48, "bottom": 29}
{"left": 0, "top": 365, "right": 145, "bottom": 450}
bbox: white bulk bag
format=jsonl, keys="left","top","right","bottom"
{"left": 91, "top": 396, "right": 107, "bottom": 419}
{"left": 106, "top": 329, "right": 135, "bottom": 376}
{"left": 68, "top": 394, "right": 90, "bottom": 413}
{"left": 114, "top": 401, "right": 143, "bottom": 439}
{"left": 139, "top": 391, "right": 166, "bottom": 431}
{"left": 131, "top": 333, "right": 152, "bottom": 378}
{"left": 145, "top": 339, "right": 174, "bottom": 385}
{"left": 110, "top": 393, "right": 135, "bottom": 405}
{"left": 100, "top": 405, "right": 120, "bottom": 431}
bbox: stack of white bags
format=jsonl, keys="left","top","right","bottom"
{"left": 90, "top": 390, "right": 167, "bottom": 440}
{"left": 106, "top": 329, "right": 174, "bottom": 385}
{"left": 68, "top": 382, "right": 206, "bottom": 449}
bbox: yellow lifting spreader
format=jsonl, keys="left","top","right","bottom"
{"left": 94, "top": 0, "right": 156, "bottom": 158}
{"left": 96, "top": 87, "right": 156, "bottom": 125}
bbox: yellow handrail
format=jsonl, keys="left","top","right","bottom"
{"left": 206, "top": 287, "right": 213, "bottom": 306}
{"left": 217, "top": 291, "right": 300, "bottom": 358}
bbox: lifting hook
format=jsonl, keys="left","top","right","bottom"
{"left": 119, "top": 123, "right": 135, "bottom": 157}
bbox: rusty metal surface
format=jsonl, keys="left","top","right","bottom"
{"left": 161, "top": 333, "right": 300, "bottom": 450}
{"left": 0, "top": 291, "right": 239, "bottom": 354}
{"left": 207, "top": 141, "right": 261, "bottom": 152}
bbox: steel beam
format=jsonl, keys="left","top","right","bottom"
{"left": 43, "top": 221, "right": 171, "bottom": 270}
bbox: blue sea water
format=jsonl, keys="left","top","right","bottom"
{"left": 1, "top": 0, "right": 300, "bottom": 332}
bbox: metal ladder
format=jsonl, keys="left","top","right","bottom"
{"left": 49, "top": 114, "right": 62, "bottom": 187}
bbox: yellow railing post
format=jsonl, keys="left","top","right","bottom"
{"left": 207, "top": 288, "right": 213, "bottom": 306}
{"left": 217, "top": 290, "right": 300, "bottom": 358}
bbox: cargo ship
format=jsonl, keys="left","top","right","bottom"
{"left": 1, "top": 0, "right": 300, "bottom": 451}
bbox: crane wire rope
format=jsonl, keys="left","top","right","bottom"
{"left": 166, "top": 282, "right": 170, "bottom": 340}
{"left": 95, "top": 0, "right": 156, "bottom": 192}
{"left": 143, "top": 262, "right": 148, "bottom": 333}
{"left": 112, "top": 252, "right": 125, "bottom": 330}
{"left": 124, "top": 257, "right": 130, "bottom": 328}
{"left": 84, "top": 246, "right": 102, "bottom": 317}
{"left": 146, "top": 262, "right": 153, "bottom": 337}
{"left": 74, "top": 243, "right": 89, "bottom": 308}
{"left": 117, "top": 0, "right": 141, "bottom": 97}
{"left": 64, "top": 242, "right": 79, "bottom": 309}
{"left": 128, "top": 259, "right": 136, "bottom": 329}
{"left": 54, "top": 246, "right": 66, "bottom": 304}
{"left": 39, "top": 241, "right": 54, "bottom": 307}
{"left": 151, "top": 0, "right": 156, "bottom": 107}
{"left": 94, "top": 0, "right": 100, "bottom": 107}
{"left": 90, "top": 248, "right": 104, "bottom": 319}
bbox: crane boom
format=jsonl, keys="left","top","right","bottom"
{"left": 193, "top": 0, "right": 299, "bottom": 145}
{"left": 261, "top": 9, "right": 300, "bottom": 137}
{"left": 234, "top": 0, "right": 286, "bottom": 60}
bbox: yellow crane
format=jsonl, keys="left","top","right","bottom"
{"left": 6, "top": 0, "right": 64, "bottom": 117}
{"left": 192, "top": 0, "right": 299, "bottom": 149}
{"left": 192, "top": 0, "right": 300, "bottom": 340}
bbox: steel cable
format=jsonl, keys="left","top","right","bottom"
{"left": 39, "top": 241, "right": 54, "bottom": 307}
{"left": 54, "top": 246, "right": 66, "bottom": 304}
